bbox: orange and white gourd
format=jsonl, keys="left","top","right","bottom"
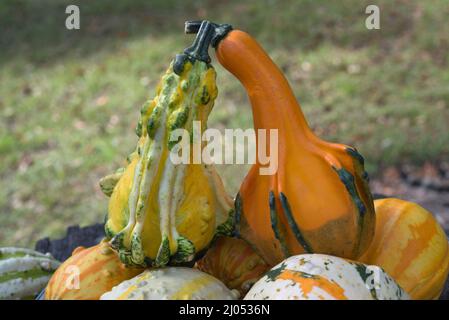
{"left": 244, "top": 254, "right": 409, "bottom": 300}
{"left": 360, "top": 198, "right": 449, "bottom": 300}
{"left": 101, "top": 267, "right": 239, "bottom": 300}
{"left": 45, "top": 241, "right": 143, "bottom": 300}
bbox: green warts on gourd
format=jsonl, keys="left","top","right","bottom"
{"left": 99, "top": 168, "right": 125, "bottom": 197}
{"left": 103, "top": 59, "right": 233, "bottom": 267}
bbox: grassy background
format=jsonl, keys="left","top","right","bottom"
{"left": 1, "top": 0, "right": 448, "bottom": 247}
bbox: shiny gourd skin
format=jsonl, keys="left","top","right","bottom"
{"left": 45, "top": 241, "right": 143, "bottom": 300}
{"left": 245, "top": 254, "right": 409, "bottom": 300}
{"left": 359, "top": 198, "right": 449, "bottom": 300}
{"left": 196, "top": 236, "right": 270, "bottom": 295}
{"left": 101, "top": 267, "right": 239, "bottom": 300}
{"left": 0, "top": 247, "right": 60, "bottom": 300}
{"left": 213, "top": 28, "right": 375, "bottom": 265}
{"left": 103, "top": 57, "right": 233, "bottom": 267}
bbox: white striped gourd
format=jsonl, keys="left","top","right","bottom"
{"left": 0, "top": 247, "right": 60, "bottom": 300}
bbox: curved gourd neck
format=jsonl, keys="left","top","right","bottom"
{"left": 216, "top": 30, "right": 312, "bottom": 137}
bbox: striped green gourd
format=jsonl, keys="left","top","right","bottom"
{"left": 0, "top": 247, "right": 60, "bottom": 300}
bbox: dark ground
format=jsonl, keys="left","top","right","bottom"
{"left": 371, "top": 161, "right": 449, "bottom": 231}
{"left": 35, "top": 224, "right": 104, "bottom": 261}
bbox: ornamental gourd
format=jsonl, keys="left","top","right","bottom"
{"left": 101, "top": 267, "right": 239, "bottom": 300}
{"left": 245, "top": 254, "right": 409, "bottom": 300}
{"left": 184, "top": 21, "right": 375, "bottom": 266}
{"left": 359, "top": 198, "right": 449, "bottom": 300}
{"left": 0, "top": 247, "right": 60, "bottom": 300}
{"left": 45, "top": 241, "right": 143, "bottom": 300}
{"left": 103, "top": 25, "right": 234, "bottom": 267}
{"left": 196, "top": 236, "right": 270, "bottom": 295}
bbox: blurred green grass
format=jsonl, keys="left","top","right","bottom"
{"left": 0, "top": 0, "right": 448, "bottom": 247}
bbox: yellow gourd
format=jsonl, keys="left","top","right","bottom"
{"left": 45, "top": 241, "right": 143, "bottom": 300}
{"left": 103, "top": 25, "right": 234, "bottom": 267}
{"left": 360, "top": 198, "right": 449, "bottom": 299}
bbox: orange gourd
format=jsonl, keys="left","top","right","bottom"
{"left": 45, "top": 241, "right": 143, "bottom": 300}
{"left": 184, "top": 21, "right": 375, "bottom": 265}
{"left": 359, "top": 198, "right": 449, "bottom": 300}
{"left": 196, "top": 236, "right": 270, "bottom": 295}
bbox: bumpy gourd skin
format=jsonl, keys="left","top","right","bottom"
{"left": 100, "top": 267, "right": 239, "bottom": 300}
{"left": 104, "top": 60, "right": 233, "bottom": 267}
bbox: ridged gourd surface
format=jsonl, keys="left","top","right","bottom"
{"left": 196, "top": 236, "right": 270, "bottom": 295}
{"left": 360, "top": 198, "right": 449, "bottom": 300}
{"left": 0, "top": 247, "right": 60, "bottom": 300}
{"left": 104, "top": 59, "right": 233, "bottom": 267}
{"left": 45, "top": 242, "right": 143, "bottom": 300}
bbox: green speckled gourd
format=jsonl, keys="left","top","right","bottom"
{"left": 0, "top": 247, "right": 60, "bottom": 300}
{"left": 103, "top": 24, "right": 234, "bottom": 267}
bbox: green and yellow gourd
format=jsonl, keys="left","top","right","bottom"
{"left": 103, "top": 24, "right": 234, "bottom": 267}
{"left": 0, "top": 247, "right": 60, "bottom": 300}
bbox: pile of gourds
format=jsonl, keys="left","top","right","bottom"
{"left": 1, "top": 21, "right": 448, "bottom": 300}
